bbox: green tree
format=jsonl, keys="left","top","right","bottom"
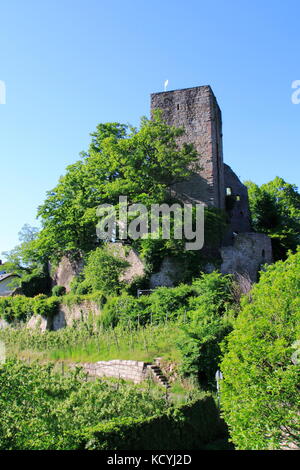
{"left": 220, "top": 249, "right": 300, "bottom": 450}
{"left": 245, "top": 177, "right": 300, "bottom": 260}
{"left": 2, "top": 224, "right": 40, "bottom": 272}
{"left": 2, "top": 224, "right": 52, "bottom": 297}
{"left": 0, "top": 360, "right": 167, "bottom": 450}
{"left": 83, "top": 246, "right": 129, "bottom": 294}
{"left": 34, "top": 112, "right": 199, "bottom": 262}
{"left": 179, "top": 272, "right": 234, "bottom": 388}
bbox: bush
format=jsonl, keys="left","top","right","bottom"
{"left": 51, "top": 285, "right": 66, "bottom": 297}
{"left": 178, "top": 272, "right": 234, "bottom": 388}
{"left": 220, "top": 250, "right": 300, "bottom": 449}
{"left": 70, "top": 274, "right": 93, "bottom": 295}
{"left": 0, "top": 360, "right": 168, "bottom": 450}
{"left": 83, "top": 246, "right": 129, "bottom": 295}
{"left": 100, "top": 294, "right": 149, "bottom": 329}
{"left": 20, "top": 267, "right": 51, "bottom": 297}
{"left": 0, "top": 295, "right": 59, "bottom": 322}
{"left": 100, "top": 284, "right": 195, "bottom": 329}
{"left": 0, "top": 296, "right": 34, "bottom": 322}
{"left": 63, "top": 395, "right": 227, "bottom": 450}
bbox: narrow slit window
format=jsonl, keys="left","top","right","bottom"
{"left": 226, "top": 187, "right": 232, "bottom": 196}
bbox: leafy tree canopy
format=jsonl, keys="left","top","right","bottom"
{"left": 2, "top": 224, "right": 40, "bottom": 273}
{"left": 22, "top": 112, "right": 199, "bottom": 263}
{"left": 220, "top": 249, "right": 300, "bottom": 449}
{"left": 245, "top": 177, "right": 300, "bottom": 260}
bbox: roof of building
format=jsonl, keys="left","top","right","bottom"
{"left": 0, "top": 273, "right": 19, "bottom": 282}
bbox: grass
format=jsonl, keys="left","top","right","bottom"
{"left": 1, "top": 321, "right": 183, "bottom": 365}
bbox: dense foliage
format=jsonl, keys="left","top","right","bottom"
{"left": 25, "top": 113, "right": 199, "bottom": 263}
{"left": 20, "top": 266, "right": 52, "bottom": 297}
{"left": 1, "top": 273, "right": 236, "bottom": 391}
{"left": 0, "top": 295, "right": 59, "bottom": 322}
{"left": 220, "top": 249, "right": 300, "bottom": 449}
{"left": 178, "top": 272, "right": 234, "bottom": 387}
{"left": 0, "top": 360, "right": 168, "bottom": 450}
{"left": 83, "top": 246, "right": 129, "bottom": 294}
{"left": 246, "top": 177, "right": 300, "bottom": 260}
{"left": 51, "top": 285, "right": 66, "bottom": 297}
{"left": 67, "top": 395, "right": 226, "bottom": 450}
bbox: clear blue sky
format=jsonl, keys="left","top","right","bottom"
{"left": 1, "top": 0, "right": 299, "bottom": 255}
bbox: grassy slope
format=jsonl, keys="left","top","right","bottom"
{"left": 1, "top": 322, "right": 183, "bottom": 364}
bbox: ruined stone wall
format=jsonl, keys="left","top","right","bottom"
{"left": 223, "top": 164, "right": 251, "bottom": 240}
{"left": 82, "top": 360, "right": 149, "bottom": 384}
{"left": 220, "top": 232, "right": 272, "bottom": 282}
{"left": 151, "top": 86, "right": 225, "bottom": 209}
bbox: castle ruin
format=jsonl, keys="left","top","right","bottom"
{"left": 151, "top": 85, "right": 272, "bottom": 280}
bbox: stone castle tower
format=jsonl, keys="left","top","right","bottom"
{"left": 50, "top": 85, "right": 273, "bottom": 295}
{"left": 151, "top": 85, "right": 225, "bottom": 209}
{"left": 151, "top": 85, "right": 251, "bottom": 235}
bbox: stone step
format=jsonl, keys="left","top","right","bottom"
{"left": 147, "top": 362, "right": 170, "bottom": 389}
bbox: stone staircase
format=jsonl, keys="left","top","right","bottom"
{"left": 147, "top": 363, "right": 170, "bottom": 388}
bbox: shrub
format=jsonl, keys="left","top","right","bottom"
{"left": 100, "top": 294, "right": 149, "bottom": 329}
{"left": 220, "top": 250, "right": 300, "bottom": 449}
{"left": 20, "top": 267, "right": 51, "bottom": 297}
{"left": 31, "top": 295, "right": 59, "bottom": 318}
{"left": 0, "top": 295, "right": 59, "bottom": 322}
{"left": 62, "top": 396, "right": 227, "bottom": 450}
{"left": 0, "top": 360, "right": 168, "bottom": 450}
{"left": 83, "top": 246, "right": 129, "bottom": 295}
{"left": 51, "top": 285, "right": 66, "bottom": 297}
{"left": 178, "top": 272, "right": 234, "bottom": 387}
{"left": 70, "top": 274, "right": 93, "bottom": 295}
{"left": 100, "top": 284, "right": 195, "bottom": 329}
{"left": 0, "top": 296, "right": 34, "bottom": 322}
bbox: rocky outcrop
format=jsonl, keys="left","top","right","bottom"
{"left": 150, "top": 257, "right": 181, "bottom": 288}
{"left": 52, "top": 300, "right": 101, "bottom": 330}
{"left": 0, "top": 319, "right": 9, "bottom": 330}
{"left": 24, "top": 300, "right": 101, "bottom": 332}
{"left": 27, "top": 314, "right": 51, "bottom": 332}
{"left": 51, "top": 255, "right": 84, "bottom": 293}
{"left": 107, "top": 243, "right": 146, "bottom": 283}
{"left": 51, "top": 244, "right": 146, "bottom": 293}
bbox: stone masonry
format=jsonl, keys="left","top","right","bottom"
{"left": 223, "top": 163, "right": 251, "bottom": 239}
{"left": 82, "top": 359, "right": 170, "bottom": 387}
{"left": 82, "top": 360, "right": 149, "bottom": 384}
{"left": 220, "top": 232, "right": 272, "bottom": 282}
{"left": 151, "top": 86, "right": 225, "bottom": 209}
{"left": 151, "top": 85, "right": 272, "bottom": 277}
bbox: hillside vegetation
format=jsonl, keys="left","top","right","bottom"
{"left": 1, "top": 115, "right": 299, "bottom": 450}
{"left": 221, "top": 249, "right": 300, "bottom": 449}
